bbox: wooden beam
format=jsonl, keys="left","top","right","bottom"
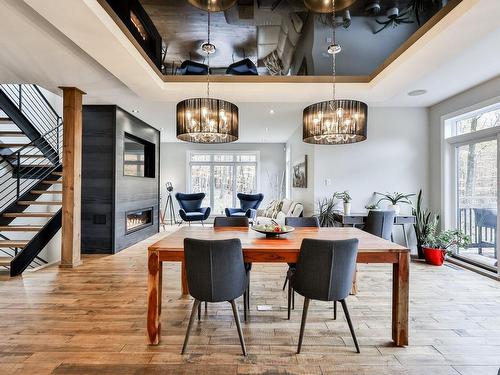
{"left": 59, "top": 87, "right": 85, "bottom": 268}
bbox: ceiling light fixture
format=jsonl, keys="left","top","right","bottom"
{"left": 303, "top": 0, "right": 368, "bottom": 145}
{"left": 132, "top": 109, "right": 139, "bottom": 113}
{"left": 187, "top": 0, "right": 237, "bottom": 12}
{"left": 303, "top": 0, "right": 356, "bottom": 13}
{"left": 408, "top": 89, "right": 428, "bottom": 96}
{"left": 176, "top": 8, "right": 238, "bottom": 144}
{"left": 269, "top": 109, "right": 275, "bottom": 115}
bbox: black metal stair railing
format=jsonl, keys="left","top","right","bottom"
{"left": 0, "top": 84, "right": 60, "bottom": 137}
{"left": 0, "top": 123, "right": 63, "bottom": 213}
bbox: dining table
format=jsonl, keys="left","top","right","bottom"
{"left": 147, "top": 226, "right": 410, "bottom": 347}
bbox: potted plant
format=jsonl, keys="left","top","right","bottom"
{"left": 334, "top": 191, "right": 352, "bottom": 215}
{"left": 422, "top": 222, "right": 471, "bottom": 266}
{"left": 316, "top": 196, "right": 337, "bottom": 227}
{"left": 376, "top": 192, "right": 415, "bottom": 215}
{"left": 365, "top": 203, "right": 380, "bottom": 211}
{"left": 412, "top": 189, "right": 439, "bottom": 259}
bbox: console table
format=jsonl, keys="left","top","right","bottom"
{"left": 333, "top": 211, "right": 416, "bottom": 247}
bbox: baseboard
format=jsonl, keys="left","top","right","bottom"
{"left": 27, "top": 259, "right": 60, "bottom": 272}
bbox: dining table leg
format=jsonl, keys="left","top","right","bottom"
{"left": 392, "top": 251, "right": 409, "bottom": 346}
{"left": 181, "top": 260, "right": 189, "bottom": 295}
{"left": 147, "top": 251, "right": 162, "bottom": 345}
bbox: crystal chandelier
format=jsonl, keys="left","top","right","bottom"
{"left": 176, "top": 9, "right": 238, "bottom": 144}
{"left": 302, "top": 0, "right": 368, "bottom": 145}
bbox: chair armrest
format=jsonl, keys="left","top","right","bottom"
{"left": 225, "top": 208, "right": 241, "bottom": 217}
{"left": 245, "top": 208, "right": 257, "bottom": 219}
{"left": 200, "top": 207, "right": 211, "bottom": 220}
{"left": 178, "top": 209, "right": 188, "bottom": 221}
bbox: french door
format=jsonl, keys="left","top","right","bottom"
{"left": 188, "top": 152, "right": 258, "bottom": 215}
{"left": 454, "top": 138, "right": 498, "bottom": 270}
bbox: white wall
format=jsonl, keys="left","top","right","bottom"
{"left": 314, "top": 107, "right": 429, "bottom": 212}
{"left": 286, "top": 126, "right": 315, "bottom": 216}
{"left": 429, "top": 75, "right": 500, "bottom": 214}
{"left": 160, "top": 142, "right": 286, "bottom": 215}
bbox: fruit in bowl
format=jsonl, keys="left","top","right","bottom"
{"left": 251, "top": 222, "right": 294, "bottom": 237}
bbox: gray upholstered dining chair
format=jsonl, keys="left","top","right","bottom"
{"left": 291, "top": 238, "right": 360, "bottom": 354}
{"left": 283, "top": 216, "right": 320, "bottom": 320}
{"left": 213, "top": 216, "right": 249, "bottom": 227}
{"left": 182, "top": 238, "right": 248, "bottom": 356}
{"left": 213, "top": 216, "right": 251, "bottom": 320}
{"left": 364, "top": 210, "right": 395, "bottom": 240}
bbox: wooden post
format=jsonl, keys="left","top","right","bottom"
{"left": 59, "top": 87, "right": 85, "bottom": 268}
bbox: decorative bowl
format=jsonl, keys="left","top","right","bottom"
{"left": 251, "top": 224, "right": 295, "bottom": 238}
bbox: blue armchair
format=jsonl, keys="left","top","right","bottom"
{"left": 225, "top": 193, "right": 264, "bottom": 220}
{"left": 175, "top": 192, "right": 211, "bottom": 225}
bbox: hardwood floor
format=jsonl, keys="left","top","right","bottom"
{"left": 0, "top": 229, "right": 499, "bottom": 374}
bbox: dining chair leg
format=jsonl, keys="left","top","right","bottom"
{"left": 340, "top": 299, "right": 360, "bottom": 353}
{"left": 201, "top": 220, "right": 204, "bottom": 227}
{"left": 243, "top": 291, "right": 247, "bottom": 322}
{"left": 247, "top": 272, "right": 251, "bottom": 310}
{"left": 292, "top": 288, "right": 295, "bottom": 310}
{"left": 197, "top": 300, "right": 201, "bottom": 321}
{"left": 229, "top": 300, "right": 247, "bottom": 356}
{"left": 333, "top": 300, "right": 337, "bottom": 320}
{"left": 297, "top": 297, "right": 310, "bottom": 354}
{"left": 287, "top": 281, "right": 292, "bottom": 320}
{"left": 182, "top": 299, "right": 200, "bottom": 354}
{"left": 282, "top": 274, "right": 288, "bottom": 290}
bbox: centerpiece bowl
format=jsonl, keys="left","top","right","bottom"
{"left": 251, "top": 223, "right": 295, "bottom": 238}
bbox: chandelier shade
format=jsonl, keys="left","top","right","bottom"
{"left": 187, "top": 0, "right": 237, "bottom": 11}
{"left": 303, "top": 0, "right": 357, "bottom": 13}
{"left": 303, "top": 100, "right": 368, "bottom": 145}
{"left": 176, "top": 98, "right": 239, "bottom": 144}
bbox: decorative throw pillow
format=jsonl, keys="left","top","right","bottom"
{"left": 271, "top": 200, "right": 283, "bottom": 219}
{"left": 263, "top": 200, "right": 277, "bottom": 218}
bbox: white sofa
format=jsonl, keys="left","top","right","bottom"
{"left": 255, "top": 199, "right": 304, "bottom": 226}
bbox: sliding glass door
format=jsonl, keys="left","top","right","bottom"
{"left": 446, "top": 103, "right": 500, "bottom": 272}
{"left": 188, "top": 151, "right": 259, "bottom": 215}
{"left": 456, "top": 139, "right": 497, "bottom": 269}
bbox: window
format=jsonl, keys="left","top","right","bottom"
{"left": 444, "top": 103, "right": 499, "bottom": 273}
{"left": 188, "top": 151, "right": 259, "bottom": 215}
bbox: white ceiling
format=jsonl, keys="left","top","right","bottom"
{"left": 0, "top": 0, "right": 499, "bottom": 143}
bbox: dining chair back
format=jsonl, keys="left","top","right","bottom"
{"left": 214, "top": 217, "right": 249, "bottom": 228}
{"left": 182, "top": 238, "right": 248, "bottom": 355}
{"left": 291, "top": 238, "right": 360, "bottom": 353}
{"left": 285, "top": 216, "right": 320, "bottom": 227}
{"left": 364, "top": 210, "right": 395, "bottom": 240}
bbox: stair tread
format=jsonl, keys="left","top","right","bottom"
{"left": 0, "top": 240, "right": 29, "bottom": 247}
{"left": 8, "top": 155, "right": 46, "bottom": 159}
{"left": 0, "top": 131, "right": 25, "bottom": 137}
{"left": 31, "top": 190, "right": 63, "bottom": 194}
{"left": 0, "top": 225, "right": 43, "bottom": 231}
{"left": 0, "top": 143, "right": 29, "bottom": 148}
{"left": 41, "top": 180, "right": 62, "bottom": 184}
{"left": 18, "top": 201, "right": 62, "bottom": 205}
{"left": 3, "top": 212, "right": 54, "bottom": 218}
{"left": 0, "top": 257, "right": 11, "bottom": 266}
{"left": 52, "top": 172, "right": 63, "bottom": 176}
{"left": 0, "top": 118, "right": 12, "bottom": 123}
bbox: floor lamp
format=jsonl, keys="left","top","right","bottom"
{"left": 161, "top": 182, "right": 178, "bottom": 226}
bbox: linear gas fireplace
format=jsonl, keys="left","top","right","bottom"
{"left": 126, "top": 207, "right": 153, "bottom": 234}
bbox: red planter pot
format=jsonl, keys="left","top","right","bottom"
{"left": 423, "top": 247, "right": 446, "bottom": 266}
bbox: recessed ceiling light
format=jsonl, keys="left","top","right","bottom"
{"left": 269, "top": 109, "right": 275, "bottom": 115}
{"left": 132, "top": 109, "right": 140, "bottom": 113}
{"left": 408, "top": 89, "right": 427, "bottom": 97}
{"left": 265, "top": 127, "right": 269, "bottom": 132}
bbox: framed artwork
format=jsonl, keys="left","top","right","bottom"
{"left": 292, "top": 155, "right": 307, "bottom": 188}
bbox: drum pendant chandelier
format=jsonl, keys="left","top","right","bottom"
{"left": 176, "top": 9, "right": 238, "bottom": 144}
{"left": 303, "top": 0, "right": 368, "bottom": 145}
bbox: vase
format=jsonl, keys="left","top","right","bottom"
{"left": 387, "top": 204, "right": 400, "bottom": 215}
{"left": 343, "top": 202, "right": 351, "bottom": 215}
{"left": 423, "top": 247, "right": 446, "bottom": 266}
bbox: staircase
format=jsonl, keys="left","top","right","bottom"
{"left": 0, "top": 84, "right": 63, "bottom": 277}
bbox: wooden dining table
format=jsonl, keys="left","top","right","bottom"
{"left": 147, "top": 226, "right": 410, "bottom": 347}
